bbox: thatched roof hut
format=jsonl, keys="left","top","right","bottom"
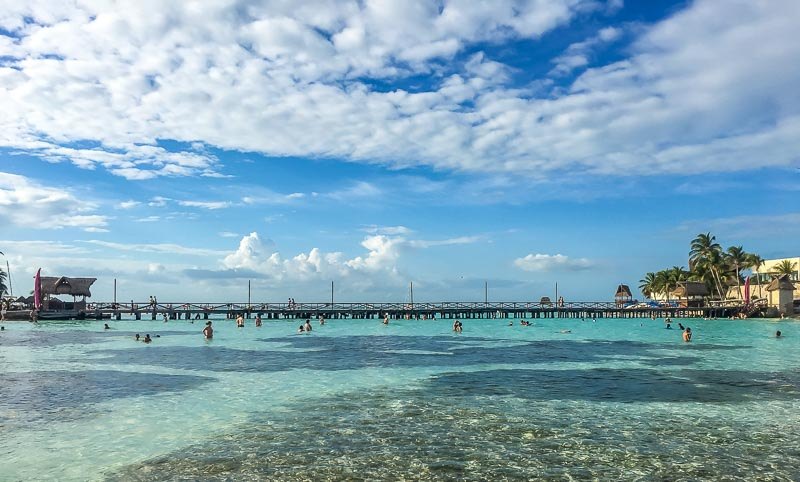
{"left": 671, "top": 281, "right": 710, "bottom": 298}
{"left": 615, "top": 284, "right": 632, "bottom": 299}
{"left": 39, "top": 276, "right": 97, "bottom": 298}
{"left": 766, "top": 274, "right": 795, "bottom": 292}
{"left": 614, "top": 284, "right": 632, "bottom": 307}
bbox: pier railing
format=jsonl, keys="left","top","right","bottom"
{"left": 87, "top": 301, "right": 648, "bottom": 313}
{"left": 88, "top": 300, "right": 743, "bottom": 313}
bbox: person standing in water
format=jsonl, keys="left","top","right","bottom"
{"left": 203, "top": 321, "right": 213, "bottom": 339}
{"left": 304, "top": 319, "right": 313, "bottom": 332}
{"left": 682, "top": 327, "right": 692, "bottom": 342}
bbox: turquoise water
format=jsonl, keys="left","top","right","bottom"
{"left": 1, "top": 315, "right": 799, "bottom": 481}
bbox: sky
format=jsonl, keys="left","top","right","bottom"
{"left": 0, "top": 0, "right": 798, "bottom": 303}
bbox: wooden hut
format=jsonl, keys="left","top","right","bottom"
{"left": 671, "top": 281, "right": 709, "bottom": 308}
{"left": 766, "top": 274, "right": 795, "bottom": 315}
{"left": 614, "top": 284, "right": 632, "bottom": 307}
{"left": 540, "top": 296, "right": 552, "bottom": 306}
{"left": 39, "top": 276, "right": 97, "bottom": 311}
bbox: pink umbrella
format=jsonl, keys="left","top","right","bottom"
{"left": 34, "top": 268, "right": 42, "bottom": 310}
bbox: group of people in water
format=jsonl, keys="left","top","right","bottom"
{"left": 98, "top": 311, "right": 790, "bottom": 344}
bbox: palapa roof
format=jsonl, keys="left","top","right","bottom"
{"left": 39, "top": 276, "right": 97, "bottom": 297}
{"left": 615, "top": 284, "right": 632, "bottom": 298}
{"left": 766, "top": 274, "right": 795, "bottom": 292}
{"left": 540, "top": 296, "right": 552, "bottom": 304}
{"left": 672, "top": 281, "right": 710, "bottom": 297}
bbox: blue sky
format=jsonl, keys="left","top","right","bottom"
{"left": 0, "top": 0, "right": 798, "bottom": 302}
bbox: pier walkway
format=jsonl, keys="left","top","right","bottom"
{"left": 86, "top": 300, "right": 751, "bottom": 321}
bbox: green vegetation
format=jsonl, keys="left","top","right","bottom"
{"left": 639, "top": 233, "right": 765, "bottom": 301}
{"left": 774, "top": 259, "right": 798, "bottom": 276}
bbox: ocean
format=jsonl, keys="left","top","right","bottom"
{"left": 1, "top": 315, "right": 798, "bottom": 480}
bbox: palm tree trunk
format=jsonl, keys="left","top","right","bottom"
{"left": 711, "top": 267, "right": 725, "bottom": 300}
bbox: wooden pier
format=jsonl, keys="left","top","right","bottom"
{"left": 84, "top": 300, "right": 752, "bottom": 321}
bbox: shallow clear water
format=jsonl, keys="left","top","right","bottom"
{"left": 1, "top": 315, "right": 799, "bottom": 481}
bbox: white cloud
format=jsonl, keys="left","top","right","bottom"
{"left": 362, "top": 225, "right": 413, "bottom": 235}
{"left": 0, "top": 0, "right": 797, "bottom": 183}
{"left": 83, "top": 240, "right": 227, "bottom": 257}
{"left": 0, "top": 171, "right": 108, "bottom": 231}
{"left": 222, "top": 232, "right": 399, "bottom": 282}
{"left": 117, "top": 200, "right": 140, "bottom": 209}
{"left": 177, "top": 200, "right": 232, "bottom": 210}
{"left": 550, "top": 26, "right": 622, "bottom": 76}
{"left": 242, "top": 191, "right": 305, "bottom": 205}
{"left": 514, "top": 253, "right": 594, "bottom": 272}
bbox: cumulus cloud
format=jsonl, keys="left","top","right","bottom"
{"left": 0, "top": 171, "right": 108, "bottom": 231}
{"left": 514, "top": 253, "right": 594, "bottom": 272}
{"left": 222, "top": 232, "right": 397, "bottom": 281}
{"left": 0, "top": 0, "right": 797, "bottom": 183}
{"left": 220, "top": 230, "right": 482, "bottom": 284}
{"left": 550, "top": 26, "right": 622, "bottom": 75}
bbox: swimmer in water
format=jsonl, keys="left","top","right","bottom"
{"left": 682, "top": 327, "right": 692, "bottom": 342}
{"left": 103, "top": 323, "right": 110, "bottom": 330}
{"left": 776, "top": 330, "right": 782, "bottom": 338}
{"left": 304, "top": 319, "right": 313, "bottom": 332}
{"left": 143, "top": 334, "right": 152, "bottom": 343}
{"left": 298, "top": 324, "right": 305, "bottom": 333}
{"left": 203, "top": 321, "right": 213, "bottom": 339}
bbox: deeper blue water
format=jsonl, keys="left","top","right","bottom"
{"left": 1, "top": 315, "right": 799, "bottom": 481}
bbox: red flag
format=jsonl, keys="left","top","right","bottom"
{"left": 744, "top": 275, "right": 751, "bottom": 304}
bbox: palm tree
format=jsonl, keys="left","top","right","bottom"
{"left": 655, "top": 270, "right": 670, "bottom": 301}
{"left": 726, "top": 246, "right": 748, "bottom": 300}
{"left": 667, "top": 266, "right": 689, "bottom": 295}
{"left": 772, "top": 259, "right": 798, "bottom": 276}
{"left": 746, "top": 253, "right": 765, "bottom": 298}
{"left": 689, "top": 233, "right": 725, "bottom": 299}
{"left": 689, "top": 233, "right": 721, "bottom": 268}
{"left": 639, "top": 272, "right": 657, "bottom": 299}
